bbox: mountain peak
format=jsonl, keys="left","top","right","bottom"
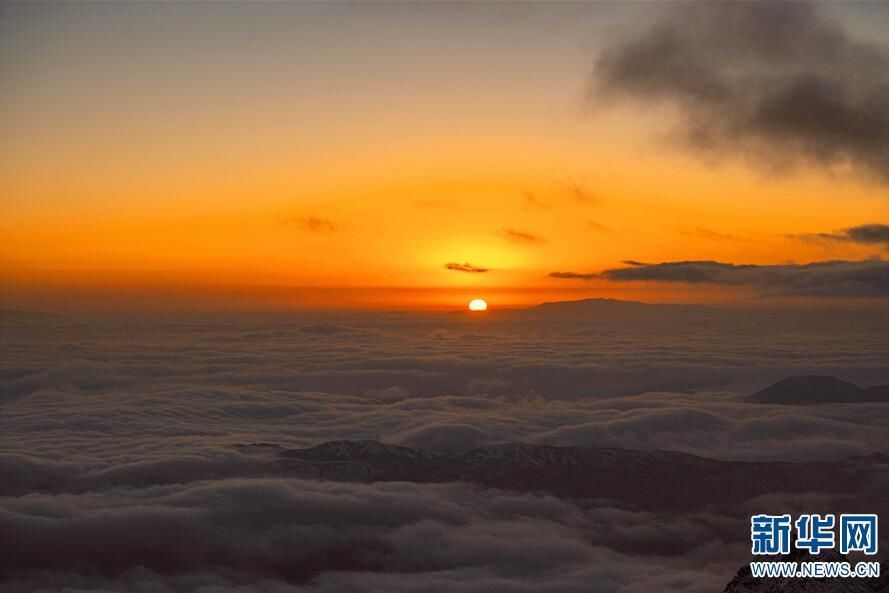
{"left": 533, "top": 297, "right": 650, "bottom": 309}
{"left": 748, "top": 375, "right": 889, "bottom": 405}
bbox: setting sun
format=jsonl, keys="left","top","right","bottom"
{"left": 468, "top": 299, "right": 488, "bottom": 311}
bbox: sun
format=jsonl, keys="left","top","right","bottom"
{"left": 468, "top": 298, "right": 488, "bottom": 312}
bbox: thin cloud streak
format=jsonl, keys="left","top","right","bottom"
{"left": 501, "top": 228, "right": 547, "bottom": 244}
{"left": 445, "top": 262, "right": 489, "bottom": 273}
{"left": 286, "top": 216, "right": 341, "bottom": 234}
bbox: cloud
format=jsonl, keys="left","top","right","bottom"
{"left": 6, "top": 308, "right": 889, "bottom": 415}
{"left": 548, "top": 271, "right": 596, "bottom": 280}
{"left": 5, "top": 314, "right": 889, "bottom": 467}
{"left": 445, "top": 262, "right": 489, "bottom": 274}
{"left": 565, "top": 182, "right": 597, "bottom": 205}
{"left": 3, "top": 313, "right": 889, "bottom": 591}
{"left": 548, "top": 260, "right": 644, "bottom": 279}
{"left": 552, "top": 259, "right": 889, "bottom": 297}
{"left": 0, "top": 477, "right": 745, "bottom": 593}
{"left": 523, "top": 191, "right": 547, "bottom": 209}
{"left": 592, "top": 3, "right": 889, "bottom": 183}
{"left": 679, "top": 226, "right": 737, "bottom": 242}
{"left": 500, "top": 228, "right": 546, "bottom": 244}
{"left": 842, "top": 224, "right": 889, "bottom": 244}
{"left": 287, "top": 216, "right": 340, "bottom": 233}
{"left": 799, "top": 224, "right": 889, "bottom": 250}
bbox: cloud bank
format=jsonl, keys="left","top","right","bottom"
{"left": 552, "top": 259, "right": 889, "bottom": 297}
{"left": 4, "top": 313, "right": 889, "bottom": 465}
{"left": 0, "top": 476, "right": 757, "bottom": 593}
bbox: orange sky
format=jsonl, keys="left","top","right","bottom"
{"left": 2, "top": 2, "right": 888, "bottom": 311}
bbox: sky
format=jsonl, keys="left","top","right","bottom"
{"left": 2, "top": 1, "right": 889, "bottom": 311}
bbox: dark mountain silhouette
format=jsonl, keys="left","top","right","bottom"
{"left": 277, "top": 440, "right": 885, "bottom": 511}
{"left": 749, "top": 376, "right": 889, "bottom": 405}
{"left": 530, "top": 297, "right": 654, "bottom": 312}
{"left": 505, "top": 298, "right": 692, "bottom": 320}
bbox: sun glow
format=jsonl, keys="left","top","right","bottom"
{"left": 468, "top": 298, "right": 488, "bottom": 311}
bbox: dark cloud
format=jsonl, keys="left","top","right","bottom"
{"left": 593, "top": 3, "right": 889, "bottom": 183}
{"left": 844, "top": 224, "right": 889, "bottom": 244}
{"left": 800, "top": 224, "right": 889, "bottom": 249}
{"left": 501, "top": 228, "right": 546, "bottom": 244}
{"left": 552, "top": 259, "right": 889, "bottom": 297}
{"left": 548, "top": 271, "right": 596, "bottom": 280}
{"left": 445, "top": 262, "right": 489, "bottom": 274}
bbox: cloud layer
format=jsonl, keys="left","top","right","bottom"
{"left": 0, "top": 476, "right": 761, "bottom": 593}
{"left": 2, "top": 312, "right": 889, "bottom": 591}
{"left": 4, "top": 312, "right": 889, "bottom": 463}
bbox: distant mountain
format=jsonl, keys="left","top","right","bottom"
{"left": 277, "top": 441, "right": 885, "bottom": 511}
{"left": 748, "top": 376, "right": 889, "bottom": 405}
{"left": 508, "top": 298, "right": 679, "bottom": 319}
{"left": 723, "top": 549, "right": 888, "bottom": 593}
{"left": 530, "top": 297, "right": 653, "bottom": 312}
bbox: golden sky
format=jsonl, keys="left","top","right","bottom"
{"left": 2, "top": 2, "right": 889, "bottom": 311}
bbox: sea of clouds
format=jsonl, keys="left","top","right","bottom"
{"left": 2, "top": 309, "right": 888, "bottom": 592}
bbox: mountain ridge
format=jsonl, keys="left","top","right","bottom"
{"left": 275, "top": 440, "right": 886, "bottom": 511}
{"left": 749, "top": 375, "right": 889, "bottom": 405}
